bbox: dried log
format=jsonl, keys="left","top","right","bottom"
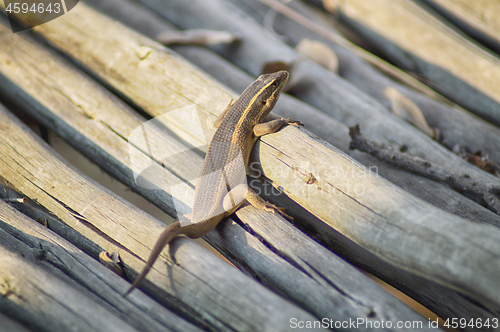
{"left": 0, "top": 241, "right": 138, "bottom": 332}
{"left": 255, "top": 125, "right": 500, "bottom": 312}
{"left": 266, "top": 0, "right": 500, "bottom": 167}
{"left": 0, "top": 200, "right": 200, "bottom": 332}
{"left": 6, "top": 0, "right": 500, "bottom": 315}
{"left": 349, "top": 125, "right": 500, "bottom": 213}
{"left": 71, "top": 0, "right": 500, "bottom": 324}
{"left": 422, "top": 0, "right": 500, "bottom": 54}
{"left": 335, "top": 0, "right": 500, "bottom": 126}
{"left": 0, "top": 313, "right": 32, "bottom": 332}
{"left": 134, "top": 0, "right": 500, "bottom": 191}
{"left": 0, "top": 12, "right": 433, "bottom": 330}
{"left": 254, "top": 182, "right": 499, "bottom": 332}
{"left": 0, "top": 100, "right": 319, "bottom": 331}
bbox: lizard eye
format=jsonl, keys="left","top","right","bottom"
{"left": 262, "top": 100, "right": 267, "bottom": 105}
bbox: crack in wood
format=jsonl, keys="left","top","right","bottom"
{"left": 22, "top": 178, "right": 140, "bottom": 261}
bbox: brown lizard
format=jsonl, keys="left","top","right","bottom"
{"left": 126, "top": 70, "right": 299, "bottom": 294}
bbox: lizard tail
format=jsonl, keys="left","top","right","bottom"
{"left": 124, "top": 221, "right": 181, "bottom": 296}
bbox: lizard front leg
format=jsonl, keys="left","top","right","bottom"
{"left": 253, "top": 118, "right": 302, "bottom": 137}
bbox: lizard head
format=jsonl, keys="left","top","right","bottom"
{"left": 250, "top": 70, "right": 289, "bottom": 122}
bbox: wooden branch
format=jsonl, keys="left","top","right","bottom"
{"left": 349, "top": 125, "right": 500, "bottom": 214}
{"left": 0, "top": 313, "right": 32, "bottom": 332}
{"left": 9, "top": 0, "right": 497, "bottom": 325}
{"left": 0, "top": 101, "right": 319, "bottom": 331}
{"left": 338, "top": 49, "right": 500, "bottom": 165}
{"left": 295, "top": 0, "right": 500, "bottom": 168}
{"left": 255, "top": 0, "right": 449, "bottom": 104}
{"left": 335, "top": 0, "right": 500, "bottom": 126}
{"left": 252, "top": 179, "right": 499, "bottom": 331}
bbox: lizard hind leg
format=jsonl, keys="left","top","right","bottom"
{"left": 125, "top": 221, "right": 182, "bottom": 295}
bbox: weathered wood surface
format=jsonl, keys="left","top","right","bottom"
{"left": 335, "top": 0, "right": 500, "bottom": 126}
{"left": 3, "top": 0, "right": 500, "bottom": 316}
{"left": 0, "top": 12, "right": 436, "bottom": 331}
{"left": 0, "top": 0, "right": 489, "bottom": 326}
{"left": 0, "top": 101, "right": 322, "bottom": 331}
{"left": 134, "top": 0, "right": 500, "bottom": 188}
{"left": 422, "top": 0, "right": 500, "bottom": 53}
{"left": 2, "top": 0, "right": 495, "bottom": 330}
{"left": 20, "top": 0, "right": 496, "bottom": 325}
{"left": 0, "top": 312, "right": 32, "bottom": 332}
{"left": 266, "top": 0, "right": 500, "bottom": 167}
{"left": 0, "top": 200, "right": 200, "bottom": 332}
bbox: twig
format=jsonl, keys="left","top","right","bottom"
{"left": 349, "top": 125, "right": 500, "bottom": 214}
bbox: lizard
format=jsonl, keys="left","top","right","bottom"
{"left": 126, "top": 70, "right": 299, "bottom": 295}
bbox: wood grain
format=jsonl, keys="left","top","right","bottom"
{"left": 337, "top": 0, "right": 500, "bottom": 125}
{"left": 3, "top": 0, "right": 499, "bottom": 313}
{"left": 263, "top": 0, "right": 500, "bottom": 166}
{"left": 0, "top": 201, "right": 201, "bottom": 332}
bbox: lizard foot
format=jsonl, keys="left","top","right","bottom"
{"left": 263, "top": 202, "right": 294, "bottom": 221}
